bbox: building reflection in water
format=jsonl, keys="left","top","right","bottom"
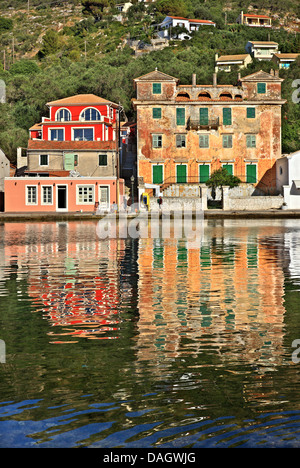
{"left": 1, "top": 222, "right": 128, "bottom": 342}
{"left": 136, "top": 221, "right": 287, "bottom": 376}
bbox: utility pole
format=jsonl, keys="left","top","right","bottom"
{"left": 3, "top": 50, "right": 5, "bottom": 71}
{"left": 116, "top": 104, "right": 122, "bottom": 211}
{"left": 12, "top": 37, "right": 14, "bottom": 64}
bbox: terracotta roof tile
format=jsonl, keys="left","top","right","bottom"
{"left": 28, "top": 140, "right": 116, "bottom": 151}
{"left": 46, "top": 94, "right": 118, "bottom": 107}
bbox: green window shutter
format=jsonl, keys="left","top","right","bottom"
{"left": 176, "top": 108, "right": 185, "bottom": 126}
{"left": 223, "top": 108, "right": 232, "bottom": 125}
{"left": 257, "top": 82, "right": 266, "bottom": 94}
{"left": 153, "top": 108, "right": 162, "bottom": 119}
{"left": 223, "top": 164, "right": 233, "bottom": 175}
{"left": 246, "top": 135, "right": 256, "bottom": 148}
{"left": 222, "top": 135, "right": 232, "bottom": 148}
{"left": 199, "top": 108, "right": 208, "bottom": 125}
{"left": 247, "top": 107, "right": 256, "bottom": 118}
{"left": 64, "top": 153, "right": 75, "bottom": 170}
{"left": 153, "top": 165, "right": 163, "bottom": 184}
{"left": 199, "top": 134, "right": 209, "bottom": 148}
{"left": 40, "top": 154, "right": 48, "bottom": 166}
{"left": 99, "top": 154, "right": 107, "bottom": 165}
{"left": 176, "top": 165, "right": 187, "bottom": 183}
{"left": 199, "top": 164, "right": 210, "bottom": 183}
{"left": 153, "top": 83, "right": 161, "bottom": 94}
{"left": 246, "top": 164, "right": 257, "bottom": 183}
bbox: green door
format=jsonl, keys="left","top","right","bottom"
{"left": 176, "top": 164, "right": 187, "bottom": 183}
{"left": 246, "top": 164, "right": 257, "bottom": 183}
{"left": 153, "top": 165, "right": 163, "bottom": 184}
{"left": 223, "top": 164, "right": 233, "bottom": 175}
{"left": 199, "top": 164, "right": 210, "bottom": 183}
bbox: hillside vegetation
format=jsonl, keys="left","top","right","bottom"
{"left": 0, "top": 0, "right": 299, "bottom": 161}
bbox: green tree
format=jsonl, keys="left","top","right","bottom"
{"left": 206, "top": 168, "right": 241, "bottom": 201}
{"left": 81, "top": 0, "right": 114, "bottom": 20}
{"left": 39, "top": 29, "right": 60, "bottom": 57}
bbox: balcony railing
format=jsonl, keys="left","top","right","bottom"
{"left": 186, "top": 117, "right": 219, "bottom": 131}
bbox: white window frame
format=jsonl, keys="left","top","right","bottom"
{"left": 76, "top": 184, "right": 95, "bottom": 205}
{"left": 49, "top": 127, "right": 65, "bottom": 141}
{"left": 72, "top": 127, "right": 94, "bottom": 141}
{"left": 41, "top": 185, "right": 53, "bottom": 205}
{"left": 79, "top": 107, "right": 101, "bottom": 122}
{"left": 152, "top": 134, "right": 162, "bottom": 148}
{"left": 55, "top": 108, "right": 71, "bottom": 122}
{"left": 26, "top": 185, "right": 38, "bottom": 205}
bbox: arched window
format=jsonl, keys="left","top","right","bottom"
{"left": 198, "top": 91, "right": 211, "bottom": 100}
{"left": 80, "top": 108, "right": 101, "bottom": 121}
{"left": 219, "top": 92, "right": 233, "bottom": 100}
{"left": 56, "top": 108, "right": 71, "bottom": 121}
{"left": 176, "top": 92, "right": 190, "bottom": 101}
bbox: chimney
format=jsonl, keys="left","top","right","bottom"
{"left": 275, "top": 69, "right": 279, "bottom": 77}
{"left": 238, "top": 72, "right": 241, "bottom": 81}
{"left": 192, "top": 73, "right": 196, "bottom": 86}
{"left": 270, "top": 69, "right": 274, "bottom": 75}
{"left": 213, "top": 73, "right": 217, "bottom": 86}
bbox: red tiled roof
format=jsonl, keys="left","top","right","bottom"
{"left": 244, "top": 13, "right": 271, "bottom": 18}
{"left": 46, "top": 94, "right": 118, "bottom": 107}
{"left": 27, "top": 140, "right": 116, "bottom": 151}
{"left": 167, "top": 16, "right": 215, "bottom": 24}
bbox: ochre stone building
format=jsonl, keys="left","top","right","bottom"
{"left": 132, "top": 69, "right": 286, "bottom": 195}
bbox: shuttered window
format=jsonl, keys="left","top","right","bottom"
{"left": 176, "top": 108, "right": 185, "bottom": 126}
{"left": 176, "top": 134, "right": 186, "bottom": 147}
{"left": 247, "top": 107, "right": 256, "bottom": 118}
{"left": 152, "top": 134, "right": 162, "bottom": 148}
{"left": 152, "top": 83, "right": 161, "bottom": 94}
{"left": 199, "top": 164, "right": 210, "bottom": 183}
{"left": 222, "top": 134, "right": 233, "bottom": 148}
{"left": 153, "top": 108, "right": 162, "bottom": 119}
{"left": 223, "top": 108, "right": 232, "bottom": 125}
{"left": 246, "top": 135, "right": 256, "bottom": 148}
{"left": 257, "top": 82, "right": 266, "bottom": 94}
{"left": 199, "top": 108, "right": 208, "bottom": 125}
{"left": 199, "top": 134, "right": 209, "bottom": 148}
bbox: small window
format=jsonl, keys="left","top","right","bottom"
{"left": 257, "top": 82, "right": 266, "bottom": 94}
{"left": 99, "top": 154, "right": 107, "bottom": 166}
{"left": 247, "top": 107, "right": 256, "bottom": 118}
{"left": 200, "top": 108, "right": 209, "bottom": 125}
{"left": 153, "top": 108, "right": 162, "bottom": 119}
{"left": 74, "top": 155, "right": 78, "bottom": 166}
{"left": 26, "top": 186, "right": 37, "bottom": 205}
{"left": 40, "top": 154, "right": 48, "bottom": 166}
{"left": 77, "top": 185, "right": 94, "bottom": 204}
{"left": 199, "top": 134, "right": 209, "bottom": 148}
{"left": 223, "top": 108, "right": 232, "bottom": 125}
{"left": 176, "top": 134, "right": 186, "bottom": 148}
{"left": 152, "top": 83, "right": 161, "bottom": 95}
{"left": 152, "top": 134, "right": 162, "bottom": 148}
{"left": 246, "top": 135, "right": 256, "bottom": 148}
{"left": 42, "top": 186, "right": 52, "bottom": 205}
{"left": 222, "top": 135, "right": 233, "bottom": 148}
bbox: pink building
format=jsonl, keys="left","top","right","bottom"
{"left": 5, "top": 177, "right": 124, "bottom": 213}
{"left": 7, "top": 93, "right": 126, "bottom": 213}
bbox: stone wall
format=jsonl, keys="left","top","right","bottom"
{"left": 223, "top": 186, "right": 283, "bottom": 210}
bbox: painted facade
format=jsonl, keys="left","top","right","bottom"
{"left": 132, "top": 69, "right": 286, "bottom": 196}
{"left": 245, "top": 41, "right": 279, "bottom": 60}
{"left": 4, "top": 176, "right": 124, "bottom": 213}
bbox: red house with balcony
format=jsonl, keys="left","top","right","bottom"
{"left": 7, "top": 94, "right": 125, "bottom": 213}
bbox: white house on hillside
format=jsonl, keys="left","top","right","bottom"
{"left": 276, "top": 150, "right": 300, "bottom": 209}
{"left": 158, "top": 16, "right": 216, "bottom": 40}
{"left": 245, "top": 41, "right": 279, "bottom": 60}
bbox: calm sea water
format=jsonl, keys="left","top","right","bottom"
{"left": 0, "top": 218, "right": 300, "bottom": 448}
